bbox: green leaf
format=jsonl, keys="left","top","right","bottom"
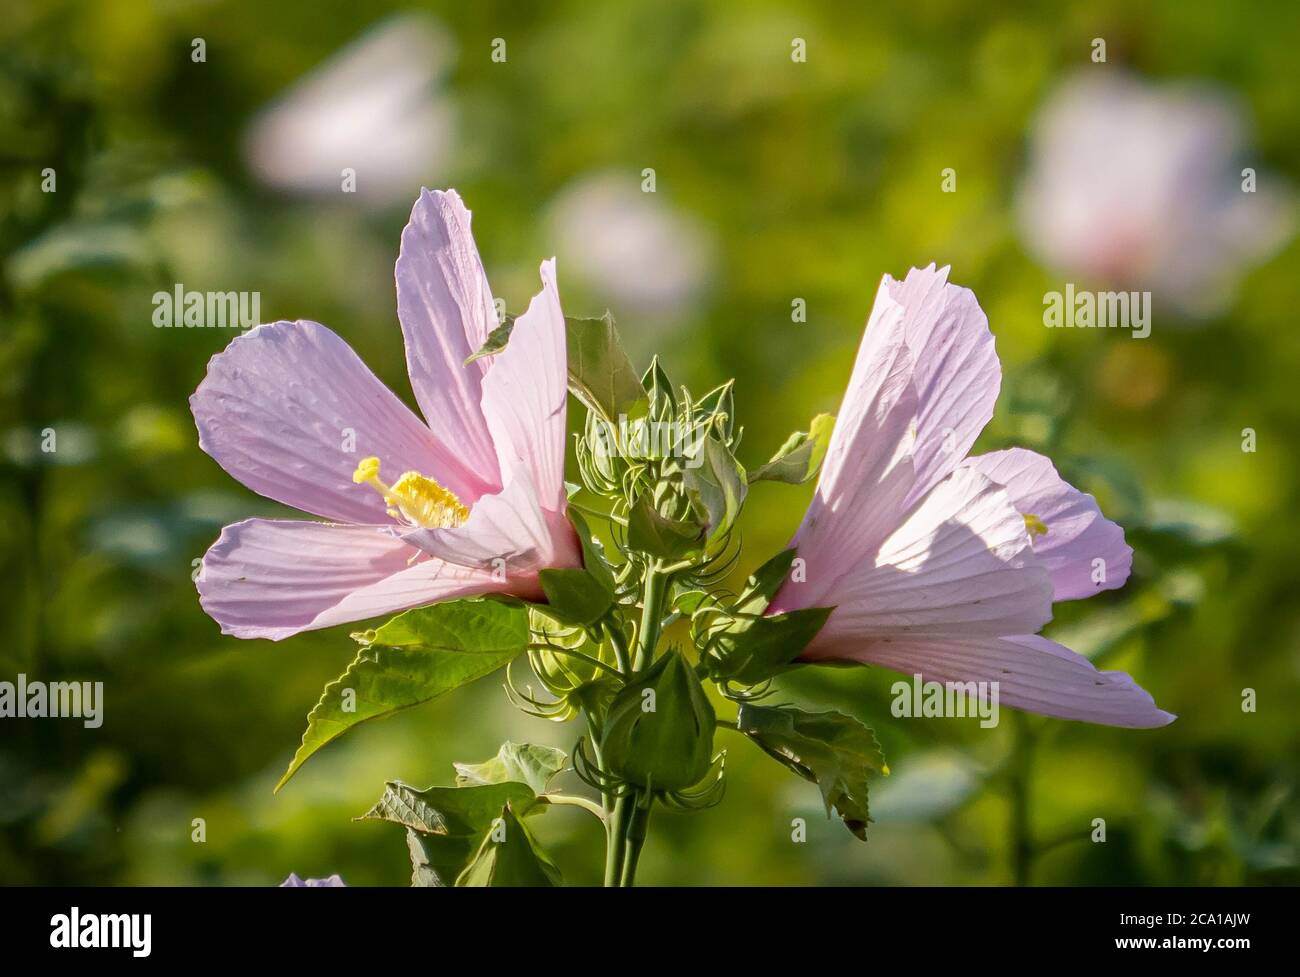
{"left": 682, "top": 434, "right": 748, "bottom": 543}
{"left": 566, "top": 313, "right": 647, "bottom": 422}
{"left": 567, "top": 508, "right": 616, "bottom": 595}
{"left": 454, "top": 742, "right": 568, "bottom": 794}
{"left": 694, "top": 380, "right": 736, "bottom": 442}
{"left": 626, "top": 493, "right": 706, "bottom": 560}
{"left": 456, "top": 804, "right": 562, "bottom": 887}
{"left": 540, "top": 567, "right": 615, "bottom": 626}
{"left": 360, "top": 780, "right": 539, "bottom": 835}
{"left": 641, "top": 355, "right": 677, "bottom": 418}
{"left": 275, "top": 599, "right": 531, "bottom": 790}
{"left": 703, "top": 606, "right": 832, "bottom": 685}
{"left": 361, "top": 780, "right": 541, "bottom": 886}
{"left": 541, "top": 508, "right": 618, "bottom": 626}
{"left": 749, "top": 413, "right": 834, "bottom": 484}
{"left": 695, "top": 549, "right": 828, "bottom": 685}
{"left": 405, "top": 827, "right": 475, "bottom": 887}
{"left": 672, "top": 589, "right": 711, "bottom": 616}
{"left": 463, "top": 314, "right": 515, "bottom": 365}
{"left": 569, "top": 674, "right": 621, "bottom": 720}
{"left": 357, "top": 596, "right": 530, "bottom": 652}
{"left": 737, "top": 704, "right": 887, "bottom": 841}
{"left": 733, "top": 548, "right": 798, "bottom": 616}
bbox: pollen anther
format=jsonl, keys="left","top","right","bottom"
{"left": 352, "top": 456, "right": 469, "bottom": 529}
{"left": 1023, "top": 513, "right": 1049, "bottom": 538}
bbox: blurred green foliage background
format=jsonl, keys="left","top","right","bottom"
{"left": 2, "top": 0, "right": 1299, "bottom": 885}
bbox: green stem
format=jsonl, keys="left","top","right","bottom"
{"left": 610, "top": 562, "right": 673, "bottom": 885}
{"left": 633, "top": 561, "right": 668, "bottom": 671}
{"left": 604, "top": 794, "right": 630, "bottom": 886}
{"left": 600, "top": 617, "right": 635, "bottom": 885}
{"left": 1009, "top": 711, "right": 1035, "bottom": 885}
{"left": 583, "top": 709, "right": 613, "bottom": 815}
{"left": 619, "top": 797, "right": 653, "bottom": 886}
{"left": 543, "top": 793, "right": 606, "bottom": 820}
{"left": 604, "top": 620, "right": 632, "bottom": 676}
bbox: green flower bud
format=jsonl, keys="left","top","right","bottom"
{"left": 577, "top": 412, "right": 626, "bottom": 497}
{"left": 529, "top": 644, "right": 599, "bottom": 696}
{"left": 524, "top": 608, "right": 619, "bottom": 722}
{"left": 599, "top": 650, "right": 716, "bottom": 791}
{"left": 589, "top": 416, "right": 622, "bottom": 481}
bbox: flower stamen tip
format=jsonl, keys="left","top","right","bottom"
{"left": 352, "top": 456, "right": 382, "bottom": 485}
{"left": 1024, "top": 513, "right": 1049, "bottom": 537}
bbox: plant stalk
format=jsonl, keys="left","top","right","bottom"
{"left": 619, "top": 797, "right": 653, "bottom": 886}
{"left": 604, "top": 794, "right": 630, "bottom": 886}
{"left": 602, "top": 560, "right": 672, "bottom": 885}
{"left": 1009, "top": 711, "right": 1035, "bottom": 885}
{"left": 633, "top": 561, "right": 667, "bottom": 671}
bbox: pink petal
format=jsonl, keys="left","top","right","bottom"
{"left": 776, "top": 320, "right": 921, "bottom": 610}
{"left": 885, "top": 265, "right": 1003, "bottom": 509}
{"left": 197, "top": 519, "right": 511, "bottom": 640}
{"left": 396, "top": 188, "right": 502, "bottom": 487}
{"left": 479, "top": 259, "right": 569, "bottom": 513}
{"left": 820, "top": 632, "right": 1174, "bottom": 728}
{"left": 964, "top": 448, "right": 1133, "bottom": 600}
{"left": 191, "top": 320, "right": 484, "bottom": 524}
{"left": 794, "top": 466, "right": 1054, "bottom": 640}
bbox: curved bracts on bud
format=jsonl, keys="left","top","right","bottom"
{"left": 686, "top": 549, "right": 834, "bottom": 689}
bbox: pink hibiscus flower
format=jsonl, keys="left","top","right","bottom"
{"left": 769, "top": 265, "right": 1173, "bottom": 728}
{"left": 191, "top": 189, "right": 580, "bottom": 640}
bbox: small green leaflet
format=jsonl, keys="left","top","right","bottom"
{"left": 453, "top": 741, "right": 568, "bottom": 794}
{"left": 697, "top": 548, "right": 833, "bottom": 685}
{"left": 703, "top": 607, "right": 831, "bottom": 685}
{"left": 463, "top": 314, "right": 516, "bottom": 365}
{"left": 538, "top": 507, "right": 618, "bottom": 626}
{"left": 360, "top": 779, "right": 543, "bottom": 887}
{"left": 749, "top": 413, "right": 834, "bottom": 484}
{"left": 360, "top": 780, "right": 539, "bottom": 836}
{"left": 627, "top": 493, "right": 706, "bottom": 560}
{"left": 734, "top": 548, "right": 798, "bottom": 615}
{"left": 736, "top": 703, "right": 888, "bottom": 841}
{"left": 566, "top": 313, "right": 648, "bottom": 421}
{"left": 539, "top": 567, "right": 615, "bottom": 626}
{"left": 455, "top": 803, "right": 562, "bottom": 886}
{"left": 362, "top": 742, "right": 569, "bottom": 887}
{"left": 682, "top": 434, "right": 747, "bottom": 544}
{"left": 464, "top": 309, "right": 648, "bottom": 423}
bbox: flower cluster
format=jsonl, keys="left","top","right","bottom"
{"left": 191, "top": 189, "right": 1170, "bottom": 886}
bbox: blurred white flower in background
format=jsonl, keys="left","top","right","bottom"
{"left": 243, "top": 15, "right": 455, "bottom": 209}
{"left": 547, "top": 173, "right": 715, "bottom": 322}
{"left": 1016, "top": 71, "right": 1294, "bottom": 317}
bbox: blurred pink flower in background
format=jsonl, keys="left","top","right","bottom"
{"left": 547, "top": 172, "right": 715, "bottom": 323}
{"left": 770, "top": 265, "right": 1172, "bottom": 728}
{"left": 1016, "top": 71, "right": 1294, "bottom": 317}
{"left": 244, "top": 15, "right": 455, "bottom": 209}
{"left": 191, "top": 190, "right": 579, "bottom": 640}
{"left": 280, "top": 873, "right": 345, "bottom": 887}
